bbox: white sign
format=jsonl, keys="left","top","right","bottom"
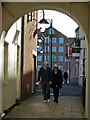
{"left": 72, "top": 53, "right": 80, "bottom": 56}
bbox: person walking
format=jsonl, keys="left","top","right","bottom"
{"left": 64, "top": 71, "right": 68, "bottom": 84}
{"left": 52, "top": 64, "right": 63, "bottom": 103}
{"left": 38, "top": 61, "right": 52, "bottom": 103}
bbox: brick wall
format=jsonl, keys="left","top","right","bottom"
{"left": 22, "top": 11, "right": 37, "bottom": 99}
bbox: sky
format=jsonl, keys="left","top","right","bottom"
{"left": 38, "top": 10, "right": 78, "bottom": 38}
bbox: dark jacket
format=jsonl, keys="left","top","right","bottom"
{"left": 64, "top": 72, "right": 68, "bottom": 79}
{"left": 51, "top": 69, "right": 63, "bottom": 88}
{"left": 38, "top": 66, "right": 52, "bottom": 82}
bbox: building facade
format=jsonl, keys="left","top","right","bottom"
{"left": 22, "top": 11, "right": 37, "bottom": 99}
{"left": 68, "top": 27, "right": 87, "bottom": 85}
{"left": 37, "top": 27, "right": 74, "bottom": 79}
{"left": 75, "top": 27, "right": 87, "bottom": 86}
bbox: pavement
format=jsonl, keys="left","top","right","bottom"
{"left": 3, "top": 83, "right": 85, "bottom": 119}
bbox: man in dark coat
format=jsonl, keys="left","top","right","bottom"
{"left": 52, "top": 64, "right": 63, "bottom": 103}
{"left": 64, "top": 71, "right": 68, "bottom": 84}
{"left": 38, "top": 61, "right": 52, "bottom": 103}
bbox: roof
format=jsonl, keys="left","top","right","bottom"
{"left": 44, "top": 26, "right": 67, "bottom": 38}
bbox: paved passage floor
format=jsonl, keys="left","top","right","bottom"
{"left": 4, "top": 84, "right": 85, "bottom": 119}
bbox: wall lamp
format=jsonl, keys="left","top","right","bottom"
{"left": 33, "top": 10, "right": 49, "bottom": 37}
{"left": 38, "top": 10, "right": 49, "bottom": 24}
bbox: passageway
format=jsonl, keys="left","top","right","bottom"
{"left": 3, "top": 83, "right": 85, "bottom": 119}
{"left": 1, "top": 2, "right": 89, "bottom": 119}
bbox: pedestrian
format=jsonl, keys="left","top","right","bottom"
{"left": 38, "top": 61, "right": 52, "bottom": 103}
{"left": 63, "top": 71, "right": 68, "bottom": 84}
{"left": 52, "top": 64, "right": 63, "bottom": 103}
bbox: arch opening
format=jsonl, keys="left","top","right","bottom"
{"left": 1, "top": 2, "right": 89, "bottom": 118}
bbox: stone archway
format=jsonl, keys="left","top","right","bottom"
{"left": 1, "top": 2, "right": 90, "bottom": 119}
{"left": 2, "top": 3, "right": 88, "bottom": 38}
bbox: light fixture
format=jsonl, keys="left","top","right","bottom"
{"left": 38, "top": 18, "right": 49, "bottom": 24}
{"left": 38, "top": 10, "right": 49, "bottom": 24}
{"left": 38, "top": 37, "right": 42, "bottom": 43}
{"left": 37, "top": 45, "right": 40, "bottom": 48}
{"left": 40, "top": 49, "right": 44, "bottom": 53}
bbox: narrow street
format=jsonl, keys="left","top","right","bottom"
{"left": 3, "top": 83, "right": 85, "bottom": 119}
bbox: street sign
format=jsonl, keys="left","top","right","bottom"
{"left": 72, "top": 48, "right": 81, "bottom": 53}
{"left": 68, "top": 47, "right": 81, "bottom": 57}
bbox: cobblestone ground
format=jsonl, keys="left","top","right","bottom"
{"left": 4, "top": 83, "right": 85, "bottom": 119}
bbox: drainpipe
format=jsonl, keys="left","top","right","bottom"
{"left": 21, "top": 16, "right": 24, "bottom": 100}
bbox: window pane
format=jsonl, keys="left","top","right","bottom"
{"left": 52, "top": 28, "right": 54, "bottom": 34}
{"left": 27, "top": 12, "right": 32, "bottom": 22}
{"left": 37, "top": 65, "right": 41, "bottom": 68}
{"left": 59, "top": 47, "right": 63, "bottom": 52}
{"left": 47, "top": 56, "right": 49, "bottom": 61}
{"left": 59, "top": 56, "right": 63, "bottom": 62}
{"left": 44, "top": 56, "right": 49, "bottom": 61}
{"left": 37, "top": 46, "right": 42, "bottom": 52}
{"left": 44, "top": 56, "right": 46, "bottom": 61}
{"left": 49, "top": 28, "right": 54, "bottom": 35}
{"left": 48, "top": 37, "right": 49, "bottom": 43}
{"left": 52, "top": 37, "right": 56, "bottom": 43}
{"left": 44, "top": 46, "right": 46, "bottom": 52}
{"left": 47, "top": 46, "right": 49, "bottom": 52}
{"left": 49, "top": 28, "right": 51, "bottom": 34}
{"left": 45, "top": 38, "right": 47, "bottom": 43}
{"left": 52, "top": 55, "right": 56, "bottom": 62}
{"left": 45, "top": 37, "right": 49, "bottom": 43}
{"left": 37, "top": 56, "right": 42, "bottom": 61}
{"left": 52, "top": 46, "right": 56, "bottom": 52}
{"left": 59, "top": 38, "right": 64, "bottom": 44}
{"left": 45, "top": 46, "right": 49, "bottom": 52}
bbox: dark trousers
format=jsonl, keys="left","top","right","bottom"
{"left": 65, "top": 78, "right": 67, "bottom": 84}
{"left": 42, "top": 82, "right": 50, "bottom": 100}
{"left": 53, "top": 87, "right": 59, "bottom": 100}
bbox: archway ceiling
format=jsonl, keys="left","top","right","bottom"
{"left": 2, "top": 1, "right": 89, "bottom": 41}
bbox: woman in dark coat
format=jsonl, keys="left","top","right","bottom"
{"left": 64, "top": 71, "right": 68, "bottom": 84}
{"left": 52, "top": 65, "right": 63, "bottom": 103}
